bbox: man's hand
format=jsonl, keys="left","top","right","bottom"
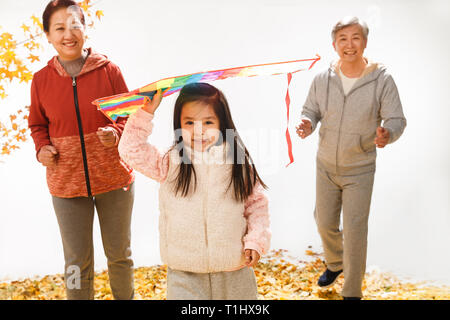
{"left": 296, "top": 119, "right": 312, "bottom": 139}
{"left": 37, "top": 145, "right": 58, "bottom": 167}
{"left": 96, "top": 127, "right": 117, "bottom": 148}
{"left": 244, "top": 249, "right": 260, "bottom": 267}
{"left": 374, "top": 127, "right": 390, "bottom": 148}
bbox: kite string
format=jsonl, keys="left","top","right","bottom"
{"left": 285, "top": 72, "right": 294, "bottom": 167}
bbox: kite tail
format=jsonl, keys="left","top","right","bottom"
{"left": 285, "top": 72, "right": 294, "bottom": 167}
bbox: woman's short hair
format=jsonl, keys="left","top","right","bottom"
{"left": 331, "top": 16, "right": 369, "bottom": 42}
{"left": 43, "top": 0, "right": 85, "bottom": 33}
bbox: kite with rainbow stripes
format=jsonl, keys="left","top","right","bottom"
{"left": 92, "top": 55, "right": 321, "bottom": 166}
{"left": 92, "top": 55, "right": 320, "bottom": 123}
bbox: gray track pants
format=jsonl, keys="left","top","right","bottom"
{"left": 52, "top": 183, "right": 135, "bottom": 300}
{"left": 315, "top": 167, "right": 375, "bottom": 298}
{"left": 167, "top": 267, "right": 258, "bottom": 300}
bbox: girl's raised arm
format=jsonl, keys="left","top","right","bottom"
{"left": 118, "top": 108, "right": 169, "bottom": 183}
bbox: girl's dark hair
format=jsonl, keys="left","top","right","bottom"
{"left": 172, "top": 82, "right": 267, "bottom": 202}
{"left": 43, "top": 0, "right": 85, "bottom": 33}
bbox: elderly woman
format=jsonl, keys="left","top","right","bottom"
{"left": 28, "top": 0, "right": 135, "bottom": 299}
{"left": 296, "top": 16, "right": 406, "bottom": 299}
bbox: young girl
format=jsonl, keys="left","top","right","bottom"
{"left": 118, "top": 82, "right": 271, "bottom": 300}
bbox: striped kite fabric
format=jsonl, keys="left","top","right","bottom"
{"left": 92, "top": 55, "right": 321, "bottom": 123}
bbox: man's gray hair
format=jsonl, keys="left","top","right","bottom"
{"left": 331, "top": 16, "right": 369, "bottom": 42}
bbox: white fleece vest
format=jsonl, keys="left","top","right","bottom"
{"left": 158, "top": 143, "right": 247, "bottom": 273}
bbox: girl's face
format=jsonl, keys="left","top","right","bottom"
{"left": 45, "top": 7, "right": 85, "bottom": 61}
{"left": 180, "top": 101, "right": 221, "bottom": 152}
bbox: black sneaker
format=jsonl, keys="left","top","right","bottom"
{"left": 318, "top": 268, "right": 343, "bottom": 287}
{"left": 343, "top": 297, "right": 361, "bottom": 300}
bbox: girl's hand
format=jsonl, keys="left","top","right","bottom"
{"left": 244, "top": 249, "right": 260, "bottom": 267}
{"left": 296, "top": 119, "right": 312, "bottom": 139}
{"left": 96, "top": 127, "right": 117, "bottom": 148}
{"left": 38, "top": 145, "right": 58, "bottom": 167}
{"left": 142, "top": 89, "right": 164, "bottom": 115}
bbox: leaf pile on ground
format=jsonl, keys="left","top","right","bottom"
{"left": 1, "top": 249, "right": 449, "bottom": 300}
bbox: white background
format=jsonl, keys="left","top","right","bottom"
{"left": 0, "top": 0, "right": 449, "bottom": 286}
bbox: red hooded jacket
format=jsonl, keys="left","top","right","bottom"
{"left": 28, "top": 48, "right": 134, "bottom": 198}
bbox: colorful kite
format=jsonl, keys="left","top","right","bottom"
{"left": 92, "top": 55, "right": 321, "bottom": 165}
{"left": 93, "top": 56, "right": 320, "bottom": 122}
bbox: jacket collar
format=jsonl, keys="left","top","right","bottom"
{"left": 47, "top": 47, "right": 109, "bottom": 78}
{"left": 329, "top": 58, "right": 386, "bottom": 94}
{"left": 176, "top": 141, "right": 232, "bottom": 165}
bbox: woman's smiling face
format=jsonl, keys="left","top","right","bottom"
{"left": 333, "top": 24, "right": 367, "bottom": 64}
{"left": 45, "top": 7, "right": 85, "bottom": 61}
{"left": 180, "top": 101, "right": 221, "bottom": 152}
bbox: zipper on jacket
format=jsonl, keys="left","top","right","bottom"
{"left": 329, "top": 66, "right": 384, "bottom": 175}
{"left": 72, "top": 77, "right": 92, "bottom": 197}
{"left": 335, "top": 95, "right": 346, "bottom": 175}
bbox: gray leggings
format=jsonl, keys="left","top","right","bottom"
{"left": 167, "top": 267, "right": 258, "bottom": 300}
{"left": 52, "top": 183, "right": 135, "bottom": 300}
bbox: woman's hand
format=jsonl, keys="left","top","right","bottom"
{"left": 296, "top": 119, "right": 312, "bottom": 139}
{"left": 142, "top": 89, "right": 164, "bottom": 115}
{"left": 96, "top": 127, "right": 117, "bottom": 148}
{"left": 37, "top": 145, "right": 58, "bottom": 167}
{"left": 244, "top": 249, "right": 261, "bottom": 267}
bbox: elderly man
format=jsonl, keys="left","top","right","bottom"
{"left": 296, "top": 16, "right": 406, "bottom": 299}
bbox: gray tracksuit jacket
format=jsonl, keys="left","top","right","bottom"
{"left": 302, "top": 60, "right": 407, "bottom": 176}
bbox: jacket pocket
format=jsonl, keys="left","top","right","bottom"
{"left": 338, "top": 133, "right": 371, "bottom": 167}
{"left": 360, "top": 133, "right": 376, "bottom": 154}
{"left": 317, "top": 127, "right": 337, "bottom": 167}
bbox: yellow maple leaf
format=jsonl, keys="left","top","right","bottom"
{"left": 14, "top": 133, "right": 27, "bottom": 142}
{"left": 95, "top": 10, "right": 104, "bottom": 20}
{"left": 2, "top": 50, "right": 16, "bottom": 65}
{"left": 20, "top": 72, "right": 33, "bottom": 83}
{"left": 31, "top": 15, "right": 43, "bottom": 30}
{"left": 27, "top": 54, "right": 40, "bottom": 63}
{"left": 0, "top": 32, "right": 13, "bottom": 42}
{"left": 79, "top": 0, "right": 92, "bottom": 12}
{"left": 24, "top": 42, "right": 33, "bottom": 50}
{"left": 21, "top": 24, "right": 31, "bottom": 33}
